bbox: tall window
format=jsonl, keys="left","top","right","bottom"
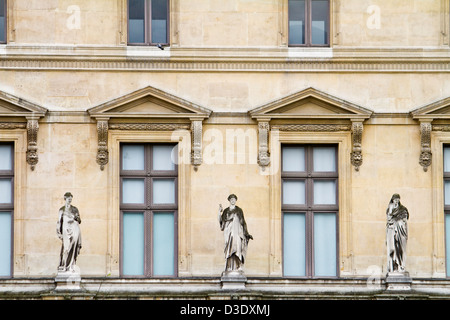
{"left": 0, "top": 143, "right": 13, "bottom": 277}
{"left": 0, "top": 0, "right": 6, "bottom": 44}
{"left": 120, "top": 143, "right": 178, "bottom": 277}
{"left": 128, "top": 0, "right": 169, "bottom": 45}
{"left": 288, "top": 0, "right": 329, "bottom": 46}
{"left": 444, "top": 145, "right": 450, "bottom": 276}
{"left": 282, "top": 144, "right": 338, "bottom": 277}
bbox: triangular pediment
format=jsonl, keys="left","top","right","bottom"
{"left": 411, "top": 96, "right": 450, "bottom": 120}
{"left": 0, "top": 91, "right": 47, "bottom": 118}
{"left": 249, "top": 87, "right": 372, "bottom": 120}
{"left": 88, "top": 86, "right": 212, "bottom": 120}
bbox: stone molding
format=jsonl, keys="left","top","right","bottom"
{"left": 1, "top": 57, "right": 449, "bottom": 72}
{"left": 249, "top": 87, "right": 372, "bottom": 171}
{"left": 87, "top": 85, "right": 211, "bottom": 170}
{"left": 0, "top": 90, "right": 47, "bottom": 170}
{"left": 411, "top": 96, "right": 450, "bottom": 172}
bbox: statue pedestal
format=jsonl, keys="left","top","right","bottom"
{"left": 221, "top": 270, "right": 247, "bottom": 290}
{"left": 54, "top": 267, "right": 82, "bottom": 292}
{"left": 385, "top": 271, "right": 412, "bottom": 291}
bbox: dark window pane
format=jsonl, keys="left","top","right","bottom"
{"left": 151, "top": 0, "right": 168, "bottom": 44}
{"left": 446, "top": 213, "right": 450, "bottom": 276}
{"left": 289, "top": 0, "right": 305, "bottom": 45}
{"left": 311, "top": 0, "right": 329, "bottom": 45}
{"left": 0, "top": 0, "right": 5, "bottom": 43}
{"left": 129, "top": 0, "right": 145, "bottom": 43}
{"left": 444, "top": 146, "right": 450, "bottom": 172}
{"left": 0, "top": 211, "right": 11, "bottom": 276}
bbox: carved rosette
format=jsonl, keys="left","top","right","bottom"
{"left": 26, "top": 118, "right": 39, "bottom": 170}
{"left": 257, "top": 121, "right": 270, "bottom": 169}
{"left": 419, "top": 121, "right": 432, "bottom": 172}
{"left": 191, "top": 120, "right": 203, "bottom": 170}
{"left": 96, "top": 119, "right": 109, "bottom": 171}
{"left": 351, "top": 121, "right": 363, "bottom": 171}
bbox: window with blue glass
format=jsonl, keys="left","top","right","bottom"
{"left": 120, "top": 143, "right": 178, "bottom": 277}
{"left": 0, "top": 142, "right": 13, "bottom": 277}
{"left": 282, "top": 144, "right": 338, "bottom": 277}
{"left": 444, "top": 145, "right": 450, "bottom": 276}
{"left": 0, "top": 0, "right": 6, "bottom": 44}
{"left": 128, "top": 0, "right": 169, "bottom": 46}
{"left": 288, "top": 0, "right": 329, "bottom": 47}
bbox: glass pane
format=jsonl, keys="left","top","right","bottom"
{"left": 311, "top": 0, "right": 329, "bottom": 45}
{"left": 0, "top": 179, "right": 11, "bottom": 204}
{"left": 283, "top": 180, "right": 305, "bottom": 205}
{"left": 313, "top": 146, "right": 335, "bottom": 172}
{"left": 282, "top": 146, "right": 305, "bottom": 172}
{"left": 153, "top": 145, "right": 175, "bottom": 171}
{"left": 283, "top": 213, "right": 306, "bottom": 276}
{"left": 153, "top": 179, "right": 175, "bottom": 204}
{"left": 0, "top": 212, "right": 11, "bottom": 276}
{"left": 151, "top": 0, "right": 168, "bottom": 44}
{"left": 0, "top": 0, "right": 4, "bottom": 43}
{"left": 0, "top": 144, "right": 12, "bottom": 170}
{"left": 314, "top": 213, "right": 336, "bottom": 276}
{"left": 153, "top": 212, "right": 175, "bottom": 275}
{"left": 129, "top": 0, "right": 145, "bottom": 43}
{"left": 288, "top": 0, "right": 305, "bottom": 44}
{"left": 445, "top": 181, "right": 450, "bottom": 206}
{"left": 122, "top": 179, "right": 145, "bottom": 204}
{"left": 446, "top": 213, "right": 450, "bottom": 276}
{"left": 313, "top": 180, "right": 336, "bottom": 205}
{"left": 444, "top": 147, "right": 450, "bottom": 172}
{"left": 122, "top": 145, "right": 145, "bottom": 171}
{"left": 122, "top": 212, "right": 145, "bottom": 275}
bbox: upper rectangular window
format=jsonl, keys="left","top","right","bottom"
{"left": 0, "top": 0, "right": 6, "bottom": 44}
{"left": 128, "top": 0, "right": 169, "bottom": 46}
{"left": 282, "top": 144, "right": 338, "bottom": 278}
{"left": 0, "top": 142, "right": 13, "bottom": 277}
{"left": 120, "top": 143, "right": 178, "bottom": 277}
{"left": 288, "top": 0, "right": 329, "bottom": 47}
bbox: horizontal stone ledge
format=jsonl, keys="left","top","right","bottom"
{"left": 1, "top": 277, "right": 450, "bottom": 299}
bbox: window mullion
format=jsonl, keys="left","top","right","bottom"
{"left": 145, "top": 0, "right": 151, "bottom": 44}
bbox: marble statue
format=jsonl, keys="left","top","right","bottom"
{"left": 218, "top": 194, "right": 253, "bottom": 273}
{"left": 386, "top": 193, "right": 409, "bottom": 273}
{"left": 57, "top": 192, "right": 82, "bottom": 272}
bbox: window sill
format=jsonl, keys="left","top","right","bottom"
{"left": 125, "top": 45, "right": 171, "bottom": 57}
{"left": 287, "top": 47, "right": 333, "bottom": 58}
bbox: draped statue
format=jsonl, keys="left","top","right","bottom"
{"left": 57, "top": 192, "right": 82, "bottom": 272}
{"left": 218, "top": 194, "right": 253, "bottom": 273}
{"left": 386, "top": 193, "right": 409, "bottom": 273}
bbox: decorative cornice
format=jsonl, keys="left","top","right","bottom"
{"left": 1, "top": 47, "right": 450, "bottom": 72}
{"left": 351, "top": 121, "right": 364, "bottom": 171}
{"left": 109, "top": 123, "right": 190, "bottom": 130}
{"left": 271, "top": 124, "right": 352, "bottom": 131}
{"left": 0, "top": 58, "right": 449, "bottom": 72}
{"left": 26, "top": 118, "right": 39, "bottom": 171}
{"left": 96, "top": 120, "right": 109, "bottom": 171}
{"left": 0, "top": 122, "right": 26, "bottom": 129}
{"left": 419, "top": 121, "right": 433, "bottom": 172}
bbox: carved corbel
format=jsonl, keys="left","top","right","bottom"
{"left": 96, "top": 118, "right": 109, "bottom": 170}
{"left": 350, "top": 121, "right": 363, "bottom": 171}
{"left": 419, "top": 121, "right": 432, "bottom": 172}
{"left": 257, "top": 120, "right": 270, "bottom": 169}
{"left": 190, "top": 120, "right": 203, "bottom": 170}
{"left": 26, "top": 117, "right": 39, "bottom": 170}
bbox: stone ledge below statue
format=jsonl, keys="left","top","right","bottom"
{"left": 221, "top": 270, "right": 247, "bottom": 290}
{"left": 54, "top": 269, "right": 83, "bottom": 292}
{"left": 385, "top": 271, "right": 412, "bottom": 291}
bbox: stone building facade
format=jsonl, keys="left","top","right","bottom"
{"left": 1, "top": 0, "right": 450, "bottom": 299}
